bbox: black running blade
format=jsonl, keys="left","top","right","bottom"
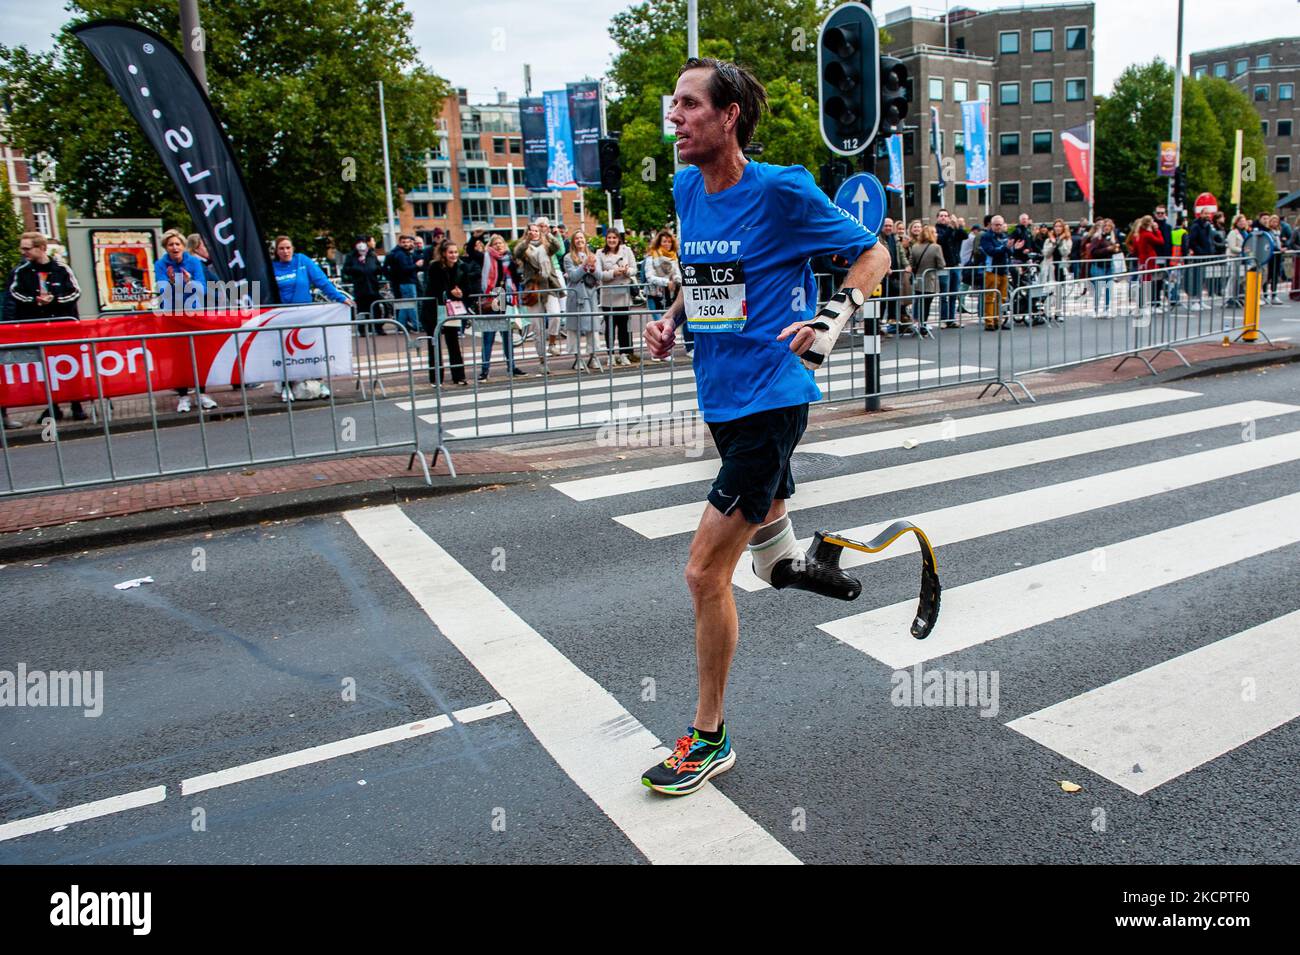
{"left": 819, "top": 521, "right": 942, "bottom": 640}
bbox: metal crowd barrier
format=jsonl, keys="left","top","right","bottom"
{"left": 0, "top": 311, "right": 430, "bottom": 497}
{"left": 976, "top": 254, "right": 1269, "bottom": 403}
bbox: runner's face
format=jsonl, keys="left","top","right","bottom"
{"left": 669, "top": 69, "right": 736, "bottom": 164}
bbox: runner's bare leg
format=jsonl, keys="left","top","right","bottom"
{"left": 686, "top": 497, "right": 787, "bottom": 732}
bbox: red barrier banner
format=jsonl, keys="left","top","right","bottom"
{"left": 0, "top": 304, "right": 353, "bottom": 405}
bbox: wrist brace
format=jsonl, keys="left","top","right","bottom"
{"left": 800, "top": 287, "right": 865, "bottom": 370}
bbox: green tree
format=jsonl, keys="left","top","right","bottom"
{"left": 0, "top": 0, "right": 448, "bottom": 250}
{"left": 1096, "top": 59, "right": 1272, "bottom": 227}
{"left": 0, "top": 165, "right": 22, "bottom": 279}
{"left": 604, "top": 0, "right": 836, "bottom": 232}
{"left": 1195, "top": 76, "right": 1275, "bottom": 217}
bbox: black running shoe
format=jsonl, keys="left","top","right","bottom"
{"left": 642, "top": 725, "right": 735, "bottom": 796}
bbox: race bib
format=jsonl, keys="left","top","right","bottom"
{"left": 683, "top": 261, "right": 747, "bottom": 333}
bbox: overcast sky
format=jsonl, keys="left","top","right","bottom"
{"left": 1, "top": 0, "right": 1296, "bottom": 102}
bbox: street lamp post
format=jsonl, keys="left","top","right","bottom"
{"left": 1168, "top": 0, "right": 1185, "bottom": 214}
{"left": 378, "top": 81, "right": 398, "bottom": 252}
{"left": 178, "top": 0, "right": 208, "bottom": 93}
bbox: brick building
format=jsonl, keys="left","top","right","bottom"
{"left": 2, "top": 108, "right": 61, "bottom": 243}
{"left": 399, "top": 89, "right": 599, "bottom": 245}
{"left": 1189, "top": 37, "right": 1299, "bottom": 205}
{"left": 880, "top": 2, "right": 1095, "bottom": 224}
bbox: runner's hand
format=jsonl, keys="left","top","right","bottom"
{"left": 777, "top": 319, "right": 818, "bottom": 357}
{"left": 644, "top": 316, "right": 676, "bottom": 359}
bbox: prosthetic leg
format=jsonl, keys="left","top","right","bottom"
{"left": 752, "top": 516, "right": 942, "bottom": 640}
{"left": 813, "top": 524, "right": 942, "bottom": 640}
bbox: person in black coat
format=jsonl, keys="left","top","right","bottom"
{"left": 421, "top": 239, "right": 472, "bottom": 385}
{"left": 341, "top": 236, "right": 383, "bottom": 334}
{"left": 8, "top": 233, "right": 86, "bottom": 422}
{"left": 935, "top": 210, "right": 967, "bottom": 327}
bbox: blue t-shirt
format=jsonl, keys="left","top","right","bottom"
{"left": 673, "top": 161, "right": 877, "bottom": 422}
{"left": 273, "top": 253, "right": 348, "bottom": 305}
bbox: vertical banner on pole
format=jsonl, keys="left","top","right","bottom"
{"left": 930, "top": 105, "right": 946, "bottom": 193}
{"left": 544, "top": 90, "right": 577, "bottom": 191}
{"left": 567, "top": 82, "right": 602, "bottom": 187}
{"left": 1230, "top": 128, "right": 1244, "bottom": 207}
{"left": 518, "top": 97, "right": 548, "bottom": 191}
{"left": 1062, "top": 122, "right": 1093, "bottom": 203}
{"left": 885, "top": 135, "right": 904, "bottom": 194}
{"left": 960, "top": 100, "right": 989, "bottom": 188}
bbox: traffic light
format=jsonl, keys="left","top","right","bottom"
{"left": 879, "top": 56, "right": 909, "bottom": 136}
{"left": 598, "top": 137, "right": 622, "bottom": 192}
{"left": 817, "top": 2, "right": 880, "bottom": 156}
{"left": 1172, "top": 165, "right": 1188, "bottom": 209}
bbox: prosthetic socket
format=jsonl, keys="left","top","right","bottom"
{"left": 748, "top": 516, "right": 862, "bottom": 601}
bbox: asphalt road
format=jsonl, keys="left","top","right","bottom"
{"left": 2, "top": 361, "right": 1298, "bottom": 864}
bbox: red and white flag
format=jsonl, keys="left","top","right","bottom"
{"left": 1061, "top": 123, "right": 1092, "bottom": 204}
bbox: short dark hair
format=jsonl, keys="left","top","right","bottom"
{"left": 678, "top": 57, "right": 767, "bottom": 149}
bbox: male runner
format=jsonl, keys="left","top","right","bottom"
{"left": 640, "top": 58, "right": 891, "bottom": 796}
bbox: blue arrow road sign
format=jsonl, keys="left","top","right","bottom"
{"left": 834, "top": 172, "right": 886, "bottom": 234}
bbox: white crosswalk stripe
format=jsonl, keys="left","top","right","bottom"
{"left": 399, "top": 357, "right": 933, "bottom": 412}
{"left": 553, "top": 387, "right": 1198, "bottom": 501}
{"left": 1007, "top": 610, "right": 1300, "bottom": 795}
{"left": 817, "top": 491, "right": 1300, "bottom": 668}
{"left": 732, "top": 429, "right": 1300, "bottom": 591}
{"left": 552, "top": 386, "right": 1300, "bottom": 797}
{"left": 614, "top": 400, "right": 1298, "bottom": 539}
{"left": 441, "top": 363, "right": 991, "bottom": 437}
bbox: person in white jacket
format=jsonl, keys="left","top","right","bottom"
{"left": 563, "top": 230, "right": 603, "bottom": 372}
{"left": 1225, "top": 214, "right": 1250, "bottom": 306}
{"left": 644, "top": 230, "right": 684, "bottom": 359}
{"left": 596, "top": 231, "right": 639, "bottom": 365}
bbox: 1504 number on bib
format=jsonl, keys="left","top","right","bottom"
{"left": 683, "top": 261, "right": 747, "bottom": 333}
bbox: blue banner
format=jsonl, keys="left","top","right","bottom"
{"left": 566, "top": 82, "right": 602, "bottom": 188}
{"left": 885, "top": 135, "right": 904, "bottom": 194}
{"left": 961, "top": 100, "right": 989, "bottom": 187}
{"left": 518, "top": 98, "right": 548, "bottom": 191}
{"left": 544, "top": 89, "right": 577, "bottom": 191}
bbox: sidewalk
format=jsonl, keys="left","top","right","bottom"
{"left": 0, "top": 339, "right": 1294, "bottom": 562}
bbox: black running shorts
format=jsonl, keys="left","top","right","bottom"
{"left": 705, "top": 403, "right": 810, "bottom": 524}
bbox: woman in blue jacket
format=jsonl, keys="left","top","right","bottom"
{"left": 155, "top": 228, "right": 214, "bottom": 412}
{"left": 272, "top": 235, "right": 353, "bottom": 402}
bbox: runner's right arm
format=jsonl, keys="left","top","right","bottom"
{"left": 644, "top": 287, "right": 685, "bottom": 358}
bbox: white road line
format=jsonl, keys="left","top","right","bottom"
{"left": 0, "top": 786, "right": 167, "bottom": 843}
{"left": 443, "top": 365, "right": 991, "bottom": 437}
{"left": 1007, "top": 610, "right": 1300, "bottom": 795}
{"left": 418, "top": 359, "right": 940, "bottom": 421}
{"left": 615, "top": 400, "right": 1298, "bottom": 539}
{"left": 397, "top": 358, "right": 931, "bottom": 411}
{"left": 555, "top": 387, "right": 1198, "bottom": 501}
{"left": 180, "top": 700, "right": 512, "bottom": 796}
{"left": 801, "top": 387, "right": 1198, "bottom": 456}
{"left": 344, "top": 505, "right": 799, "bottom": 865}
{"left": 818, "top": 491, "right": 1300, "bottom": 670}
{"left": 734, "top": 429, "right": 1300, "bottom": 591}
